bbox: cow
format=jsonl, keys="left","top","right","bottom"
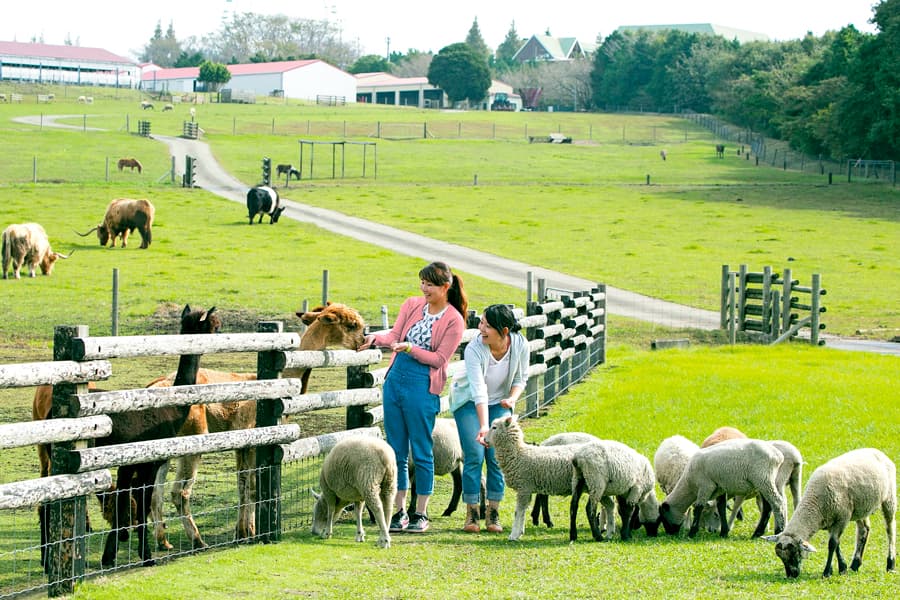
{"left": 76, "top": 198, "right": 155, "bottom": 249}
{"left": 246, "top": 186, "right": 285, "bottom": 224}
{"left": 2, "top": 223, "right": 72, "bottom": 279}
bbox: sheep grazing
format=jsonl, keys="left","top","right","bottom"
{"left": 485, "top": 415, "right": 590, "bottom": 541}
{"left": 700, "top": 426, "right": 747, "bottom": 448}
{"left": 570, "top": 440, "right": 660, "bottom": 541}
{"left": 724, "top": 440, "right": 803, "bottom": 534}
{"left": 659, "top": 438, "right": 787, "bottom": 539}
{"left": 311, "top": 435, "right": 397, "bottom": 549}
{"left": 531, "top": 431, "right": 602, "bottom": 528}
{"left": 654, "top": 435, "right": 718, "bottom": 533}
{"left": 764, "top": 448, "right": 896, "bottom": 579}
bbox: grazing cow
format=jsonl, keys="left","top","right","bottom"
{"left": 77, "top": 198, "right": 155, "bottom": 249}
{"left": 716, "top": 144, "right": 725, "bottom": 158}
{"left": 1, "top": 223, "right": 71, "bottom": 279}
{"left": 140, "top": 100, "right": 154, "bottom": 110}
{"left": 246, "top": 186, "right": 284, "bottom": 224}
{"left": 117, "top": 157, "right": 143, "bottom": 173}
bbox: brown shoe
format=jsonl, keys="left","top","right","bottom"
{"left": 463, "top": 505, "right": 480, "bottom": 533}
{"left": 486, "top": 507, "right": 503, "bottom": 533}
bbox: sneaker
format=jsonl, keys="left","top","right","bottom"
{"left": 486, "top": 507, "right": 503, "bottom": 533}
{"left": 406, "top": 512, "right": 430, "bottom": 533}
{"left": 389, "top": 509, "right": 409, "bottom": 533}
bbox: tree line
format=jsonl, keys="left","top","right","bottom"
{"left": 140, "top": 2, "right": 900, "bottom": 160}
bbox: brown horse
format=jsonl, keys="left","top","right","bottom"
{"left": 117, "top": 158, "right": 143, "bottom": 173}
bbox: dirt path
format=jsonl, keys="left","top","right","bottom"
{"left": 16, "top": 116, "right": 896, "bottom": 354}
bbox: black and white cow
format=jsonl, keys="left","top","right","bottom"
{"left": 246, "top": 186, "right": 285, "bottom": 225}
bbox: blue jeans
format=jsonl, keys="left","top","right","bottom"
{"left": 454, "top": 401, "right": 511, "bottom": 505}
{"left": 382, "top": 352, "right": 439, "bottom": 496}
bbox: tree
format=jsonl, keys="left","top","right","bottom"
{"left": 391, "top": 51, "right": 433, "bottom": 77}
{"left": 197, "top": 60, "right": 231, "bottom": 92}
{"left": 349, "top": 54, "right": 392, "bottom": 74}
{"left": 495, "top": 21, "right": 524, "bottom": 72}
{"left": 140, "top": 21, "right": 183, "bottom": 67}
{"left": 465, "top": 18, "right": 491, "bottom": 63}
{"left": 428, "top": 43, "right": 492, "bottom": 105}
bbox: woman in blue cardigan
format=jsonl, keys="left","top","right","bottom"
{"left": 451, "top": 304, "right": 529, "bottom": 533}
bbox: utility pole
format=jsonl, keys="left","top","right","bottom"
{"left": 386, "top": 36, "right": 391, "bottom": 61}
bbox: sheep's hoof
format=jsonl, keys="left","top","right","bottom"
{"left": 356, "top": 534, "right": 366, "bottom": 543}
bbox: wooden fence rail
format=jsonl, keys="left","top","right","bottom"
{"left": 0, "top": 283, "right": 606, "bottom": 598}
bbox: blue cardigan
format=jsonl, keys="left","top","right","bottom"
{"left": 450, "top": 332, "right": 529, "bottom": 410}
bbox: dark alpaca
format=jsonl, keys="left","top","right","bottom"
{"left": 100, "top": 304, "right": 220, "bottom": 567}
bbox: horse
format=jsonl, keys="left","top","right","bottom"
{"left": 117, "top": 158, "right": 143, "bottom": 173}
{"left": 715, "top": 144, "right": 725, "bottom": 159}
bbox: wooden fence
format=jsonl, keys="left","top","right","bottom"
{"left": 720, "top": 264, "right": 826, "bottom": 345}
{"left": 0, "top": 285, "right": 605, "bottom": 598}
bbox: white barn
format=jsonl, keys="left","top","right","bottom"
{"left": 142, "top": 59, "right": 357, "bottom": 102}
{"left": 0, "top": 40, "right": 138, "bottom": 87}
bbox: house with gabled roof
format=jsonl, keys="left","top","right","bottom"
{"left": 141, "top": 59, "right": 357, "bottom": 102}
{"left": 512, "top": 35, "right": 593, "bottom": 63}
{"left": 0, "top": 40, "right": 139, "bottom": 87}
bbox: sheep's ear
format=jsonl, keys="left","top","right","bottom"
{"left": 761, "top": 534, "right": 780, "bottom": 543}
{"left": 801, "top": 540, "right": 816, "bottom": 554}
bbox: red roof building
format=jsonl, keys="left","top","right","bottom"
{"left": 0, "top": 40, "right": 139, "bottom": 86}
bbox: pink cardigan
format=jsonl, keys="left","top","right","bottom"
{"left": 371, "top": 296, "right": 465, "bottom": 395}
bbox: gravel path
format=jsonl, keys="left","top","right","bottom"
{"left": 14, "top": 115, "right": 896, "bottom": 354}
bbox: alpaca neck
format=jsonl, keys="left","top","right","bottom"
{"left": 174, "top": 354, "right": 201, "bottom": 386}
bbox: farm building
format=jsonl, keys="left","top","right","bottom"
{"left": 614, "top": 23, "right": 769, "bottom": 44}
{"left": 141, "top": 59, "right": 356, "bottom": 102}
{"left": 0, "top": 40, "right": 139, "bottom": 87}
{"left": 355, "top": 72, "right": 520, "bottom": 111}
{"left": 512, "top": 35, "right": 594, "bottom": 63}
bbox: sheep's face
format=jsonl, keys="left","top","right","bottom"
{"left": 765, "top": 533, "right": 815, "bottom": 578}
{"left": 658, "top": 502, "right": 683, "bottom": 535}
{"left": 485, "top": 415, "right": 520, "bottom": 448}
{"left": 310, "top": 493, "right": 330, "bottom": 538}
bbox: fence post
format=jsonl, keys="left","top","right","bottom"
{"left": 727, "top": 271, "right": 737, "bottom": 344}
{"left": 321, "top": 269, "right": 329, "bottom": 305}
{"left": 737, "top": 264, "right": 748, "bottom": 333}
{"left": 720, "top": 265, "right": 730, "bottom": 329}
{"left": 781, "top": 267, "right": 793, "bottom": 336}
{"left": 810, "top": 274, "right": 823, "bottom": 346}
{"left": 47, "top": 325, "right": 90, "bottom": 597}
{"left": 255, "top": 320, "right": 285, "bottom": 544}
{"left": 525, "top": 297, "right": 540, "bottom": 417}
{"left": 111, "top": 268, "right": 119, "bottom": 335}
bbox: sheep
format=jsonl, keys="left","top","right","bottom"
{"left": 531, "top": 431, "right": 602, "bottom": 528}
{"left": 570, "top": 440, "right": 660, "bottom": 541}
{"left": 140, "top": 100, "right": 154, "bottom": 110}
{"left": 701, "top": 425, "right": 747, "bottom": 448}
{"left": 654, "top": 435, "right": 719, "bottom": 533}
{"left": 311, "top": 435, "right": 397, "bottom": 549}
{"left": 724, "top": 440, "right": 803, "bottom": 534}
{"left": 408, "top": 417, "right": 484, "bottom": 517}
{"left": 659, "top": 438, "right": 787, "bottom": 538}
{"left": 764, "top": 448, "right": 896, "bottom": 578}
{"left": 162, "top": 103, "right": 174, "bottom": 111}
{"left": 484, "top": 415, "right": 591, "bottom": 541}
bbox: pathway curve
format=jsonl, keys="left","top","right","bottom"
{"left": 13, "top": 115, "right": 896, "bottom": 354}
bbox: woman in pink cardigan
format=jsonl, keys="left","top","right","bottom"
{"left": 359, "top": 261, "right": 467, "bottom": 533}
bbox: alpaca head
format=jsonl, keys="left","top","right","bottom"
{"left": 180, "top": 305, "right": 221, "bottom": 334}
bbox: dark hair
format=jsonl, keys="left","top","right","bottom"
{"left": 419, "top": 261, "right": 468, "bottom": 317}
{"left": 482, "top": 304, "right": 521, "bottom": 335}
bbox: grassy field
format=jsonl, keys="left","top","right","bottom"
{"left": 0, "top": 91, "right": 897, "bottom": 598}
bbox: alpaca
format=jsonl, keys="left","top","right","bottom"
{"left": 150, "top": 302, "right": 366, "bottom": 550}
{"left": 99, "top": 305, "right": 220, "bottom": 567}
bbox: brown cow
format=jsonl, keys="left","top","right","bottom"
{"left": 77, "top": 198, "right": 155, "bottom": 249}
{"left": 1, "top": 223, "right": 71, "bottom": 279}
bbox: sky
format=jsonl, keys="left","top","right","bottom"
{"left": 0, "top": 0, "right": 881, "bottom": 60}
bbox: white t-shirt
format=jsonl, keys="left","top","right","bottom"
{"left": 484, "top": 349, "right": 511, "bottom": 403}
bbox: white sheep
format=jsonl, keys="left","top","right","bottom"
{"left": 485, "top": 415, "right": 586, "bottom": 541}
{"left": 654, "top": 435, "right": 719, "bottom": 533}
{"left": 659, "top": 438, "right": 787, "bottom": 538}
{"left": 311, "top": 435, "right": 397, "bottom": 548}
{"left": 532, "top": 431, "right": 602, "bottom": 528}
{"left": 724, "top": 440, "right": 803, "bottom": 533}
{"left": 570, "top": 440, "right": 660, "bottom": 541}
{"left": 408, "top": 417, "right": 483, "bottom": 517}
{"left": 764, "top": 448, "right": 896, "bottom": 578}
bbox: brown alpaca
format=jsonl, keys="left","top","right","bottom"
{"left": 150, "top": 302, "right": 366, "bottom": 550}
